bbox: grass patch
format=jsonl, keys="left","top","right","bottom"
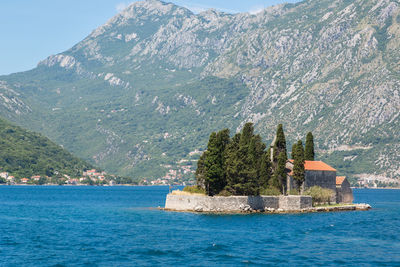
{"left": 288, "top": 189, "right": 300, "bottom": 195}
{"left": 260, "top": 187, "right": 281, "bottom": 196}
{"left": 182, "top": 185, "right": 206, "bottom": 195}
{"left": 217, "top": 189, "right": 233, "bottom": 196}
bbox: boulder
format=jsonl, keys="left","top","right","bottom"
{"left": 194, "top": 206, "right": 203, "bottom": 212}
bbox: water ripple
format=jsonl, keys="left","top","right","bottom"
{"left": 0, "top": 187, "right": 399, "bottom": 266}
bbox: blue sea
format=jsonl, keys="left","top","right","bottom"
{"left": 0, "top": 186, "right": 399, "bottom": 266}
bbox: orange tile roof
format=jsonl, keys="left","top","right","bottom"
{"left": 288, "top": 160, "right": 337, "bottom": 172}
{"left": 336, "top": 176, "right": 346, "bottom": 185}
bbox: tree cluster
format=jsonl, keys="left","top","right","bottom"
{"left": 196, "top": 124, "right": 316, "bottom": 196}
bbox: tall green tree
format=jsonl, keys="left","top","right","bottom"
{"left": 203, "top": 130, "right": 230, "bottom": 196}
{"left": 203, "top": 132, "right": 222, "bottom": 195}
{"left": 195, "top": 152, "right": 207, "bottom": 188}
{"left": 259, "top": 151, "right": 272, "bottom": 188}
{"left": 291, "top": 143, "right": 298, "bottom": 159}
{"left": 293, "top": 140, "right": 305, "bottom": 191}
{"left": 216, "top": 128, "right": 230, "bottom": 188}
{"left": 305, "top": 132, "right": 315, "bottom": 161}
{"left": 225, "top": 123, "right": 265, "bottom": 196}
{"left": 235, "top": 123, "right": 258, "bottom": 195}
{"left": 270, "top": 151, "right": 286, "bottom": 193}
{"left": 225, "top": 133, "right": 241, "bottom": 193}
{"left": 249, "top": 135, "right": 266, "bottom": 180}
{"left": 273, "top": 124, "right": 287, "bottom": 162}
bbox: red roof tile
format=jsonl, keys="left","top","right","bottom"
{"left": 336, "top": 176, "right": 346, "bottom": 185}
{"left": 288, "top": 160, "right": 337, "bottom": 172}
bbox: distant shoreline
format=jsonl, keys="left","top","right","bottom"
{"left": 352, "top": 187, "right": 400, "bottom": 190}
{"left": 2, "top": 184, "right": 399, "bottom": 189}
{"left": 0, "top": 184, "right": 184, "bottom": 187}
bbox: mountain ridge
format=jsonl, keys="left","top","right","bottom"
{"left": 0, "top": 0, "right": 399, "bottom": 182}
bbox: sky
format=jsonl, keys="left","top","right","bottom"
{"left": 0, "top": 0, "right": 299, "bottom": 75}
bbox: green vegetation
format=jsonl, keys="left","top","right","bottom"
{"left": 273, "top": 124, "right": 287, "bottom": 162}
{"left": 0, "top": 0, "right": 398, "bottom": 183}
{"left": 304, "top": 186, "right": 335, "bottom": 206}
{"left": 182, "top": 185, "right": 206, "bottom": 194}
{"left": 292, "top": 140, "right": 305, "bottom": 191}
{"left": 216, "top": 189, "right": 233, "bottom": 196}
{"left": 260, "top": 187, "right": 281, "bottom": 196}
{"left": 0, "top": 117, "right": 93, "bottom": 179}
{"left": 272, "top": 151, "right": 286, "bottom": 193}
{"left": 305, "top": 132, "right": 315, "bottom": 161}
{"left": 287, "top": 189, "right": 300, "bottom": 195}
{"left": 203, "top": 129, "right": 230, "bottom": 196}
{"left": 196, "top": 123, "right": 295, "bottom": 196}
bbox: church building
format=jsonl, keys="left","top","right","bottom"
{"left": 286, "top": 160, "right": 353, "bottom": 204}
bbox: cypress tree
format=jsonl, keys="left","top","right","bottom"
{"left": 245, "top": 134, "right": 266, "bottom": 195}
{"left": 240, "top": 123, "right": 254, "bottom": 147}
{"left": 270, "top": 151, "right": 286, "bottom": 193}
{"left": 249, "top": 135, "right": 266, "bottom": 177}
{"left": 203, "top": 129, "right": 231, "bottom": 196}
{"left": 225, "top": 122, "right": 265, "bottom": 196}
{"left": 236, "top": 123, "right": 256, "bottom": 195}
{"left": 273, "top": 124, "right": 287, "bottom": 162}
{"left": 305, "top": 132, "right": 315, "bottom": 161}
{"left": 216, "top": 128, "right": 230, "bottom": 190}
{"left": 203, "top": 132, "right": 222, "bottom": 195}
{"left": 293, "top": 140, "right": 305, "bottom": 192}
{"left": 259, "top": 151, "right": 272, "bottom": 189}
{"left": 195, "top": 152, "right": 207, "bottom": 189}
{"left": 291, "top": 143, "right": 298, "bottom": 160}
{"left": 224, "top": 133, "right": 241, "bottom": 194}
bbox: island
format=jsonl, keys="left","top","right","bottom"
{"left": 165, "top": 123, "right": 371, "bottom": 213}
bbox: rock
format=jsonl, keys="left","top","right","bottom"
{"left": 194, "top": 206, "right": 203, "bottom": 212}
{"left": 356, "top": 203, "right": 372, "bottom": 210}
{"left": 239, "top": 204, "right": 252, "bottom": 212}
{"left": 244, "top": 206, "right": 252, "bottom": 212}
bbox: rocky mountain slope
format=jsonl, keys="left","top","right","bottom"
{"left": 0, "top": 0, "right": 399, "bottom": 181}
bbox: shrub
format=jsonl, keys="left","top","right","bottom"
{"left": 182, "top": 185, "right": 206, "bottom": 194}
{"left": 260, "top": 187, "right": 281, "bottom": 196}
{"left": 288, "top": 189, "right": 299, "bottom": 195}
{"left": 217, "top": 189, "right": 233, "bottom": 196}
{"left": 304, "top": 186, "right": 335, "bottom": 206}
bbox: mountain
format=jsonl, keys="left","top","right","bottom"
{"left": 0, "top": 117, "right": 93, "bottom": 178}
{"left": 0, "top": 0, "right": 399, "bottom": 181}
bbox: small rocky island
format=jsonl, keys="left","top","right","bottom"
{"left": 165, "top": 123, "right": 371, "bottom": 213}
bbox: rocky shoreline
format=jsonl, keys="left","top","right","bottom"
{"left": 163, "top": 203, "right": 372, "bottom": 214}
{"left": 164, "top": 194, "right": 371, "bottom": 214}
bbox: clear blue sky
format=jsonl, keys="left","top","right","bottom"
{"left": 0, "top": 0, "right": 299, "bottom": 75}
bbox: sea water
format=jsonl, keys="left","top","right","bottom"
{"left": 0, "top": 186, "right": 399, "bottom": 266}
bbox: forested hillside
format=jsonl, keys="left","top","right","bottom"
{"left": 0, "top": 117, "right": 92, "bottom": 178}
{"left": 0, "top": 0, "right": 398, "bottom": 182}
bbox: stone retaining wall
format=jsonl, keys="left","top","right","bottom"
{"left": 165, "top": 194, "right": 312, "bottom": 212}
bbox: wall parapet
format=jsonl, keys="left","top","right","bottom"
{"left": 165, "top": 194, "right": 312, "bottom": 212}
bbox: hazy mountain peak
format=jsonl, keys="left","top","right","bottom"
{"left": 121, "top": 0, "right": 180, "bottom": 16}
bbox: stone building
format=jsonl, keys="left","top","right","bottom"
{"left": 286, "top": 160, "right": 353, "bottom": 204}
{"left": 336, "top": 176, "right": 354, "bottom": 203}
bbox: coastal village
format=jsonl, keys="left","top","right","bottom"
{"left": 0, "top": 169, "right": 116, "bottom": 186}
{"left": 144, "top": 149, "right": 202, "bottom": 186}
